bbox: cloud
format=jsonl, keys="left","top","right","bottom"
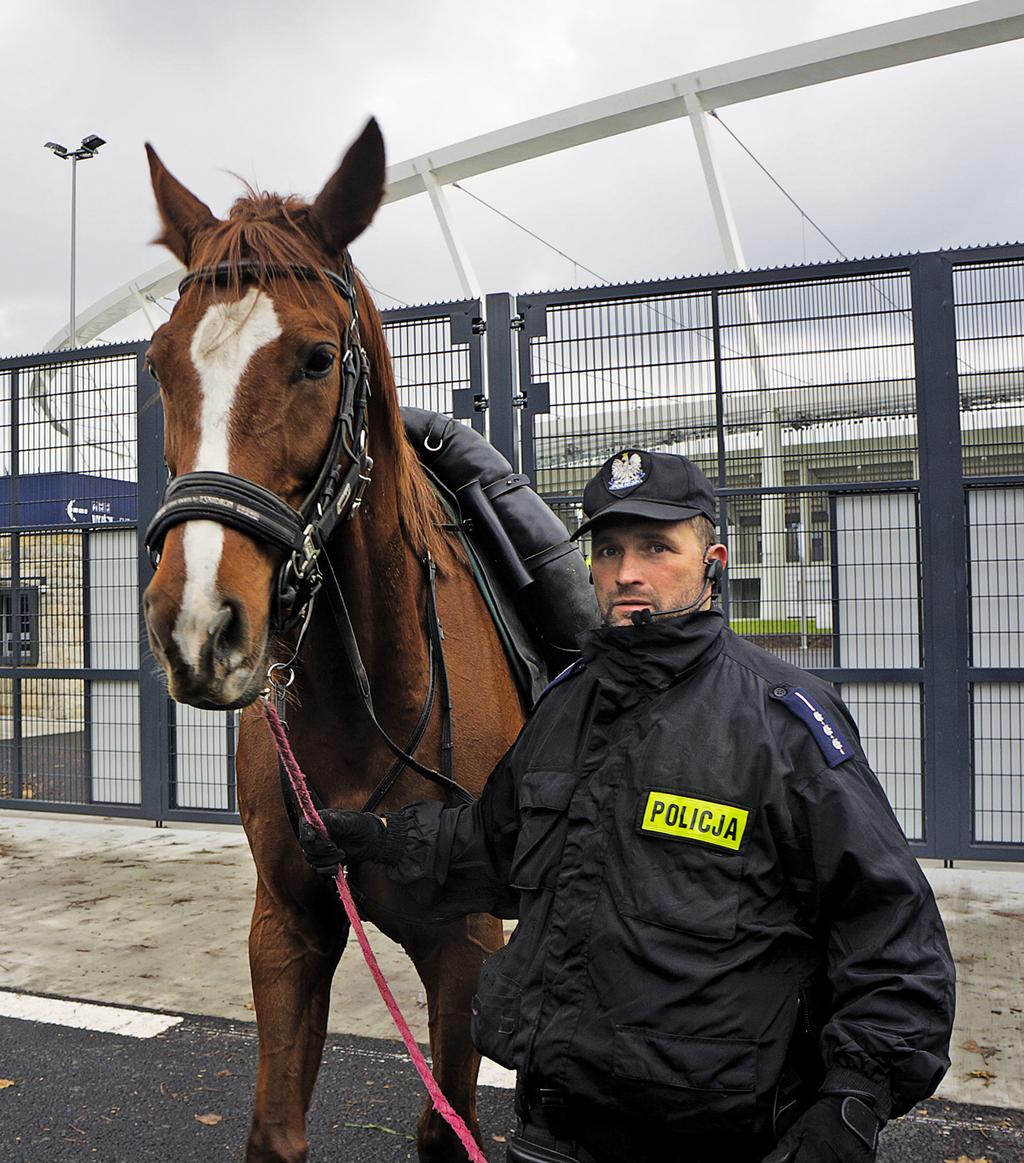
{"left": 2, "top": 1, "right": 1023, "bottom": 356}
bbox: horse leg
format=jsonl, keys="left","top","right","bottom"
{"left": 245, "top": 879, "right": 346, "bottom": 1163}
{"left": 401, "top": 911, "right": 505, "bottom": 1163}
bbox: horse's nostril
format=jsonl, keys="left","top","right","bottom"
{"left": 210, "top": 600, "right": 245, "bottom": 659}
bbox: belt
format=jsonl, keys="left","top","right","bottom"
{"left": 515, "top": 1076, "right": 770, "bottom": 1163}
{"left": 517, "top": 1082, "right": 578, "bottom": 1148}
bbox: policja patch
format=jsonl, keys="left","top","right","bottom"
{"left": 638, "top": 790, "right": 749, "bottom": 852}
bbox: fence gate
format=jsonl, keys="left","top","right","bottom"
{"left": 2, "top": 250, "right": 1022, "bottom": 861}
{"left": 514, "top": 244, "right": 1024, "bottom": 862}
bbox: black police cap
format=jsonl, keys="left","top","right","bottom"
{"left": 571, "top": 449, "right": 718, "bottom": 540}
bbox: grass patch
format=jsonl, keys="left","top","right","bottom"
{"left": 730, "top": 617, "right": 822, "bottom": 635}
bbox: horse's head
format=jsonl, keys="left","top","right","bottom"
{"left": 142, "top": 121, "right": 387, "bottom": 709}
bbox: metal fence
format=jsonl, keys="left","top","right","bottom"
{"left": 1, "top": 244, "right": 1021, "bottom": 859}
{"left": 514, "top": 246, "right": 1024, "bottom": 861}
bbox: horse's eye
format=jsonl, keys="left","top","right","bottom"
{"left": 302, "top": 346, "right": 336, "bottom": 380}
{"left": 145, "top": 359, "right": 161, "bottom": 386}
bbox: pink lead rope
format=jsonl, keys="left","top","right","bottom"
{"left": 261, "top": 698, "right": 490, "bottom": 1163}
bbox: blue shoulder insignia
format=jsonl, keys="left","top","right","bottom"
{"left": 770, "top": 685, "right": 853, "bottom": 768}
{"left": 532, "top": 660, "right": 584, "bottom": 710}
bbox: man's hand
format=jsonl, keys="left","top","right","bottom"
{"left": 298, "top": 811, "right": 388, "bottom": 878}
{"left": 762, "top": 1095, "right": 881, "bottom": 1163}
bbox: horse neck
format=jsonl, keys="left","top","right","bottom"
{"left": 296, "top": 405, "right": 432, "bottom": 744}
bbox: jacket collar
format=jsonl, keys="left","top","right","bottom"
{"left": 580, "top": 609, "right": 725, "bottom": 704}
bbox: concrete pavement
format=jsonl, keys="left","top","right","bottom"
{"left": 0, "top": 810, "right": 1022, "bottom": 1109}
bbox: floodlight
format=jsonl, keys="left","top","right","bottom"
{"left": 45, "top": 130, "right": 107, "bottom": 350}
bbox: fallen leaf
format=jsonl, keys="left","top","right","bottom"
{"left": 492, "top": 1134, "right": 508, "bottom": 1143}
{"left": 943, "top": 1156, "right": 991, "bottom": 1163}
{"left": 964, "top": 1070, "right": 997, "bottom": 1085}
{"left": 0, "top": 1079, "right": 15, "bottom": 1090}
{"left": 216, "top": 1070, "right": 232, "bottom": 1078}
{"left": 195, "top": 1113, "right": 223, "bottom": 1126}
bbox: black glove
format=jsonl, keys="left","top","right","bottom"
{"left": 761, "top": 1094, "right": 882, "bottom": 1163}
{"left": 298, "top": 810, "right": 389, "bottom": 878}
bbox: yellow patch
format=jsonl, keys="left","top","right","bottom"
{"left": 640, "top": 791, "right": 749, "bottom": 852}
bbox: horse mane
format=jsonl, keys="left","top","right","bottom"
{"left": 189, "top": 189, "right": 458, "bottom": 571}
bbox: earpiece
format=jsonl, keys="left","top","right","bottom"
{"left": 703, "top": 557, "right": 724, "bottom": 586}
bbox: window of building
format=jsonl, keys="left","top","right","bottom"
{"left": 729, "top": 577, "right": 761, "bottom": 620}
{"left": 0, "top": 585, "right": 41, "bottom": 665}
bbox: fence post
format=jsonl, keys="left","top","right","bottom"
{"left": 135, "top": 352, "right": 170, "bottom": 823}
{"left": 910, "top": 253, "right": 970, "bottom": 861}
{"left": 485, "top": 293, "right": 518, "bottom": 468}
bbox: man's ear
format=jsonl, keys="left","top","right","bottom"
{"left": 704, "top": 544, "right": 728, "bottom": 578}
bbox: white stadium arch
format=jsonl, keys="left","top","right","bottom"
{"left": 44, "top": 0, "right": 1024, "bottom": 350}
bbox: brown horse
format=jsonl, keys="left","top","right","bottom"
{"left": 141, "top": 120, "right": 524, "bottom": 1163}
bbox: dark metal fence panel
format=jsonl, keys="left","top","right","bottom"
{"left": 515, "top": 246, "right": 1024, "bottom": 861}
{"left": 381, "top": 299, "right": 486, "bottom": 431}
{"left": 953, "top": 258, "right": 1024, "bottom": 852}
{"left": 0, "top": 344, "right": 149, "bottom": 817}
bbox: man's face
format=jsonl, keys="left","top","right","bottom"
{"left": 590, "top": 518, "right": 726, "bottom": 627}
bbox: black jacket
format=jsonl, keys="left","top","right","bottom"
{"left": 383, "top": 610, "right": 955, "bottom": 1137}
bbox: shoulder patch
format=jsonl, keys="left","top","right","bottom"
{"left": 532, "top": 660, "right": 584, "bottom": 710}
{"left": 771, "top": 685, "right": 853, "bottom": 768}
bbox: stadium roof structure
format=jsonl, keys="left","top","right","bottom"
{"left": 42, "top": 0, "right": 1024, "bottom": 351}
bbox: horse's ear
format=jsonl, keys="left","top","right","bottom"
{"left": 145, "top": 143, "right": 218, "bottom": 266}
{"left": 309, "top": 118, "right": 386, "bottom": 256}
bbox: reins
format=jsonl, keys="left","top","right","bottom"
{"left": 148, "top": 256, "right": 486, "bottom": 1148}
{"left": 261, "top": 698, "right": 489, "bottom": 1163}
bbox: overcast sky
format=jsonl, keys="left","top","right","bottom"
{"left": 2, "top": 0, "right": 1024, "bottom": 357}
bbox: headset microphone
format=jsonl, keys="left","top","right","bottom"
{"left": 628, "top": 558, "right": 724, "bottom": 628}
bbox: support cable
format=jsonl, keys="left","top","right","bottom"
{"left": 452, "top": 182, "right": 611, "bottom": 286}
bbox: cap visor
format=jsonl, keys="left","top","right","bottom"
{"left": 571, "top": 499, "right": 710, "bottom": 540}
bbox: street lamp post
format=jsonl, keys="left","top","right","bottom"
{"left": 44, "top": 134, "right": 106, "bottom": 350}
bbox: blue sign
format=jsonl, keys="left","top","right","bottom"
{"left": 0, "top": 472, "right": 137, "bottom": 529}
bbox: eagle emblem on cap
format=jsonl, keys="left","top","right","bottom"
{"left": 608, "top": 451, "right": 645, "bottom": 491}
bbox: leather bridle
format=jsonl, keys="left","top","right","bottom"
{"left": 143, "top": 257, "right": 473, "bottom": 809}
{"left": 144, "top": 258, "right": 373, "bottom": 632}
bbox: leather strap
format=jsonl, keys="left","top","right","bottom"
{"left": 319, "top": 551, "right": 474, "bottom": 805}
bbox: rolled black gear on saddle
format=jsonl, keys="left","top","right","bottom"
{"left": 402, "top": 408, "right": 598, "bottom": 668}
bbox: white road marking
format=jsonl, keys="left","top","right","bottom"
{"left": 0, "top": 990, "right": 183, "bottom": 1039}
{"left": 172, "top": 288, "right": 282, "bottom": 669}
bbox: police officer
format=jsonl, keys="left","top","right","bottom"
{"left": 302, "top": 449, "right": 955, "bottom": 1163}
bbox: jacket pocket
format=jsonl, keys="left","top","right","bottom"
{"left": 611, "top": 783, "right": 747, "bottom": 939}
{"left": 612, "top": 1025, "right": 757, "bottom": 1093}
{"left": 508, "top": 770, "right": 577, "bottom": 891}
{"left": 471, "top": 960, "right": 522, "bottom": 1069}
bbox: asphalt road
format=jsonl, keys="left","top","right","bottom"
{"left": 2, "top": 1005, "right": 1023, "bottom": 1163}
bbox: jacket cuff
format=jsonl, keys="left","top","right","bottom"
{"left": 379, "top": 812, "right": 412, "bottom": 866}
{"left": 820, "top": 1066, "right": 892, "bottom": 1122}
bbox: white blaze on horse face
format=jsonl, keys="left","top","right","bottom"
{"left": 172, "top": 288, "right": 282, "bottom": 672}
